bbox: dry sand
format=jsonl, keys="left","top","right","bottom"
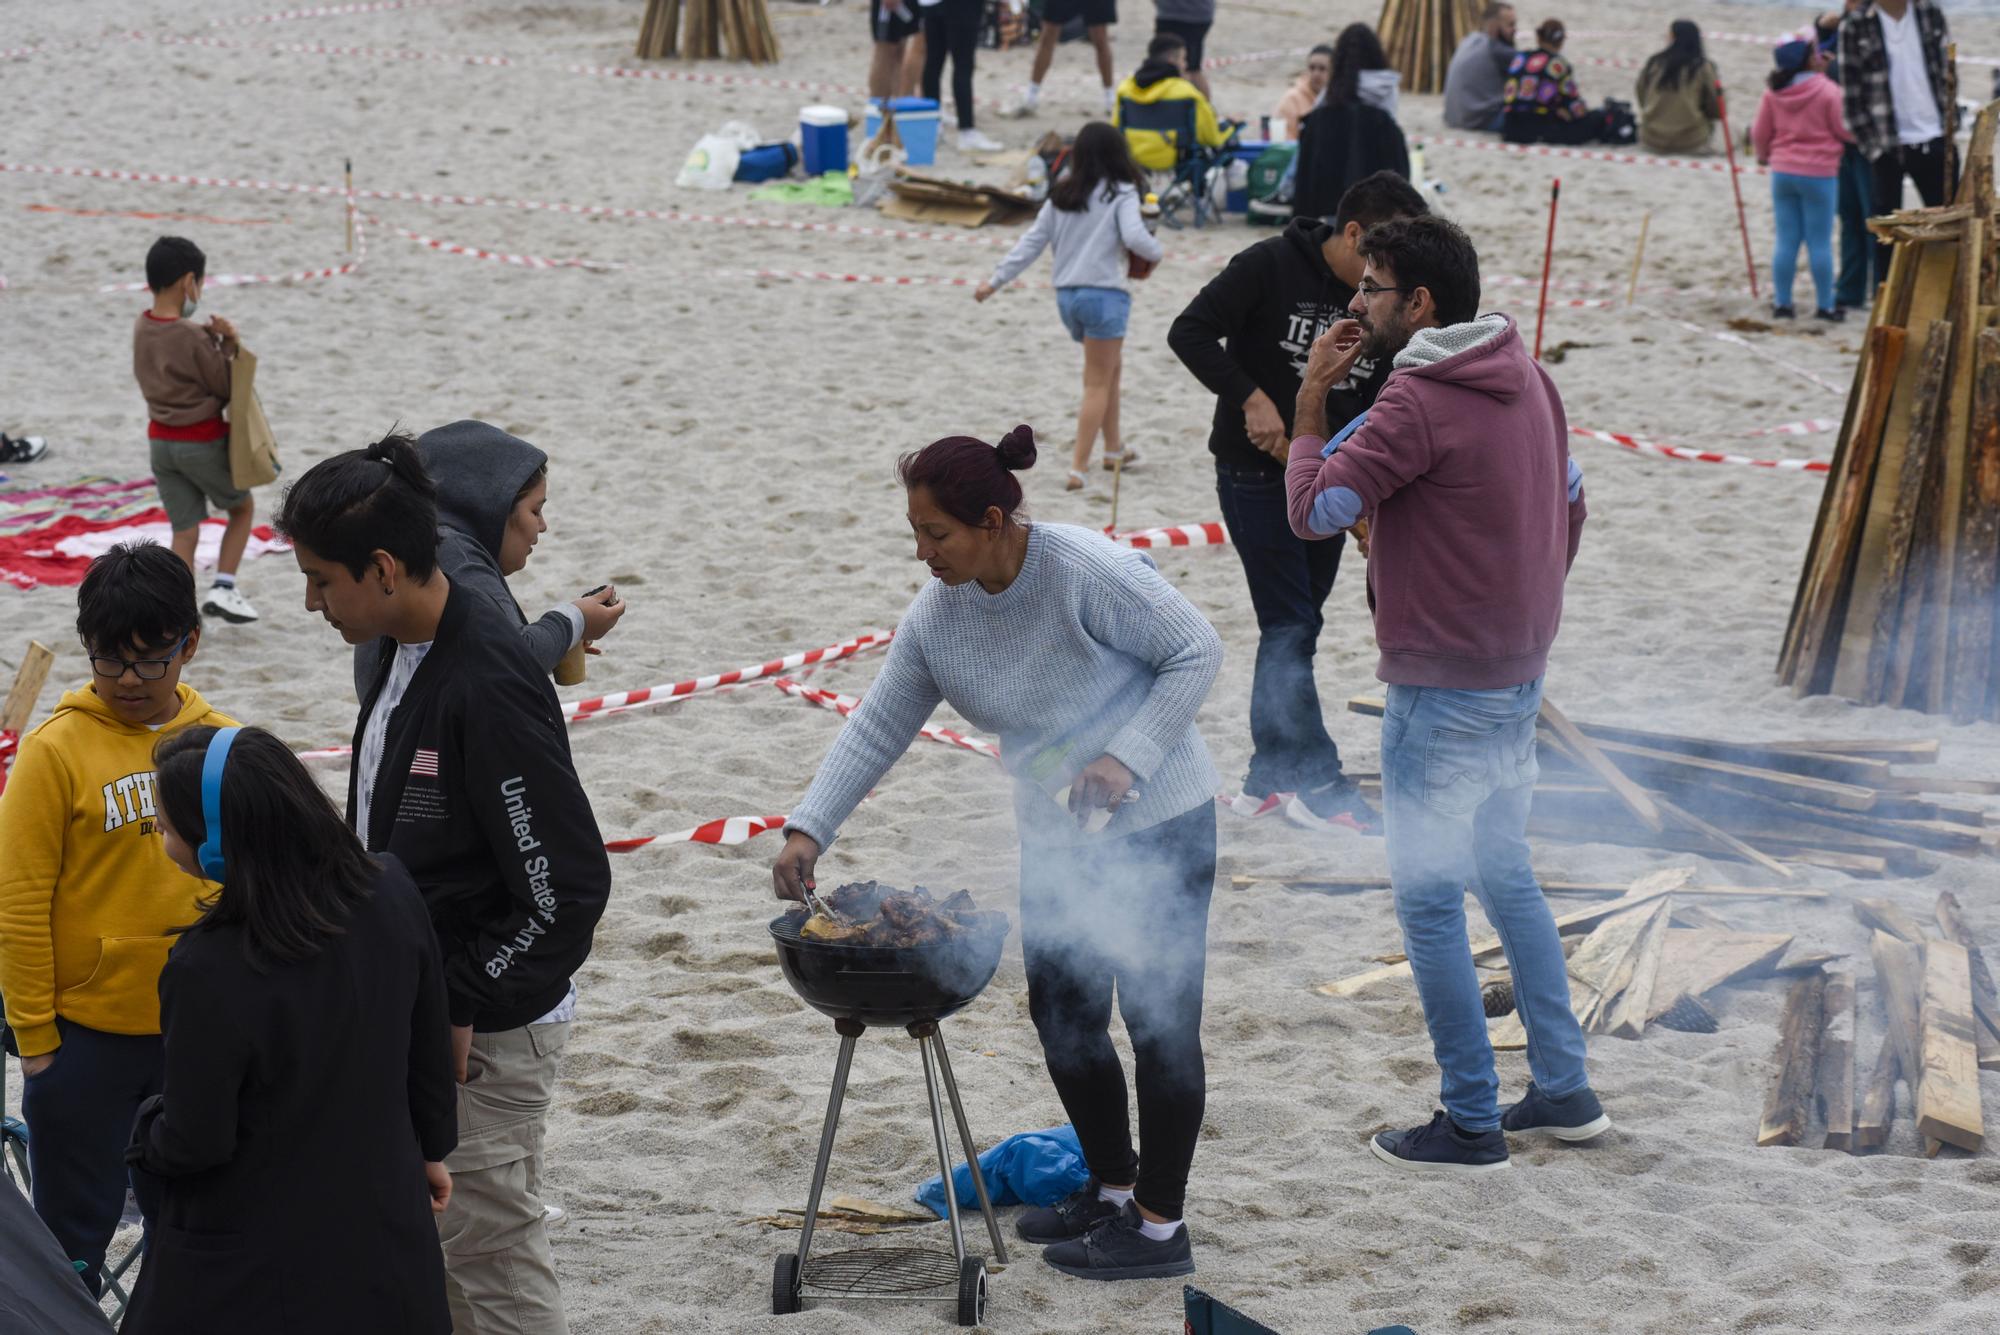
{"left": 5, "top": 0, "right": 2000, "bottom": 1331}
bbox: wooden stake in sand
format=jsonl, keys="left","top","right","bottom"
{"left": 1109, "top": 452, "right": 1125, "bottom": 534}
{"left": 1716, "top": 83, "right": 1760, "bottom": 301}
{"left": 1534, "top": 178, "right": 1560, "bottom": 361}
{"left": 1626, "top": 210, "right": 1652, "bottom": 306}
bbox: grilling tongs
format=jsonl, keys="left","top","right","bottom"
{"left": 801, "top": 883, "right": 847, "bottom": 925}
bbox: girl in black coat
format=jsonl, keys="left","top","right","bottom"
{"left": 123, "top": 725, "right": 456, "bottom": 1335}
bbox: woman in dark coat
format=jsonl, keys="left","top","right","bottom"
{"left": 1292, "top": 23, "right": 1410, "bottom": 221}
{"left": 123, "top": 725, "right": 456, "bottom": 1335}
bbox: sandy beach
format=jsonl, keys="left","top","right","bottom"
{"left": 6, "top": 0, "right": 2000, "bottom": 1330}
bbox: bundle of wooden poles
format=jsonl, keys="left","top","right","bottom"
{"left": 1345, "top": 695, "right": 1998, "bottom": 880}
{"left": 637, "top": 0, "right": 780, "bottom": 64}
{"left": 1375, "top": 0, "right": 1480, "bottom": 95}
{"left": 1778, "top": 104, "right": 1999, "bottom": 719}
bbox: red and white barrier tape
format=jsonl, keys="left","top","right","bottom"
{"left": 1110, "top": 522, "right": 1231, "bottom": 549}
{"left": 1571, "top": 426, "right": 1828, "bottom": 474}
{"left": 734, "top": 268, "right": 984, "bottom": 289}
{"left": 605, "top": 814, "right": 787, "bottom": 852}
{"left": 99, "top": 197, "right": 365, "bottom": 291}
{"left": 1203, "top": 46, "right": 1301, "bottom": 71}
{"left": 213, "top": 0, "right": 466, "bottom": 25}
{"left": 0, "top": 730, "right": 18, "bottom": 795}
{"left": 1645, "top": 308, "right": 1847, "bottom": 396}
{"left": 773, "top": 677, "right": 1002, "bottom": 760}
{"left": 388, "top": 220, "right": 616, "bottom": 271}
{"left": 1415, "top": 135, "right": 1766, "bottom": 178}
{"left": 565, "top": 630, "right": 894, "bottom": 723}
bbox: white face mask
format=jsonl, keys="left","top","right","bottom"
{"left": 181, "top": 282, "right": 199, "bottom": 319}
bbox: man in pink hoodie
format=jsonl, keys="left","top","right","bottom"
{"left": 1282, "top": 215, "right": 1604, "bottom": 1173}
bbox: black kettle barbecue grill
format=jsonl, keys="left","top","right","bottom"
{"left": 768, "top": 903, "right": 1013, "bottom": 1326}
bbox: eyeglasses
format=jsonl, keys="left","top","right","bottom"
{"left": 1356, "top": 282, "right": 1413, "bottom": 300}
{"left": 89, "top": 634, "right": 188, "bottom": 682}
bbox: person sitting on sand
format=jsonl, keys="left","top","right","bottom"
{"left": 352, "top": 420, "right": 626, "bottom": 701}
{"left": 1284, "top": 215, "right": 1608, "bottom": 1171}
{"left": 123, "top": 726, "right": 456, "bottom": 1335}
{"left": 975, "top": 124, "right": 1163, "bottom": 489}
{"left": 1444, "top": 1, "right": 1517, "bottom": 131}
{"left": 1273, "top": 43, "right": 1335, "bottom": 140}
{"left": 1500, "top": 18, "right": 1600, "bottom": 145}
{"left": 772, "top": 427, "right": 1223, "bottom": 1281}
{"left": 1635, "top": 20, "right": 1721, "bottom": 154}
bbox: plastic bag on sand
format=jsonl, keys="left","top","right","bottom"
{"left": 677, "top": 122, "right": 762, "bottom": 190}
{"left": 913, "top": 1123, "right": 1086, "bottom": 1218}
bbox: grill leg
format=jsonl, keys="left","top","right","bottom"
{"left": 916, "top": 1031, "right": 969, "bottom": 1267}
{"left": 796, "top": 1022, "right": 863, "bottom": 1272}
{"left": 930, "top": 1031, "right": 1010, "bottom": 1266}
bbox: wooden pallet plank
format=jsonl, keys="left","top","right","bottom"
{"left": 1934, "top": 891, "right": 2000, "bottom": 1069}
{"left": 1758, "top": 971, "right": 1828, "bottom": 1147}
{"left": 0, "top": 641, "right": 56, "bottom": 735}
{"left": 1950, "top": 326, "right": 2000, "bottom": 721}
{"left": 1647, "top": 930, "right": 1794, "bottom": 1020}
{"left": 1607, "top": 899, "right": 1674, "bottom": 1038}
{"left": 1854, "top": 1035, "right": 1897, "bottom": 1150}
{"left": 1818, "top": 972, "right": 1858, "bottom": 1150}
{"left": 1539, "top": 699, "right": 1664, "bottom": 831}
{"left": 1586, "top": 738, "right": 1880, "bottom": 812}
{"left": 1916, "top": 940, "right": 1984, "bottom": 1151}
{"left": 1868, "top": 319, "right": 1957, "bottom": 703}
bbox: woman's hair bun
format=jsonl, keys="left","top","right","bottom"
{"left": 995, "top": 425, "right": 1038, "bottom": 472}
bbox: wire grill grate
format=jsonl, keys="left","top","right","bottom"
{"left": 801, "top": 1246, "right": 961, "bottom": 1296}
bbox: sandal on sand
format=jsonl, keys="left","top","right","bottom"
{"left": 1101, "top": 448, "right": 1141, "bottom": 471}
{"left": 1066, "top": 469, "right": 1088, "bottom": 490}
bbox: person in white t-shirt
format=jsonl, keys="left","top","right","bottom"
{"left": 1837, "top": 0, "right": 1958, "bottom": 288}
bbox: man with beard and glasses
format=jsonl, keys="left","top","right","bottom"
{"left": 1282, "top": 215, "right": 1606, "bottom": 1173}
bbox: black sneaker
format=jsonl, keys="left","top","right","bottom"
{"left": 1813, "top": 307, "right": 1846, "bottom": 323}
{"left": 1772, "top": 305, "right": 1797, "bottom": 320}
{"left": 1285, "top": 779, "right": 1382, "bottom": 835}
{"left": 0, "top": 432, "right": 49, "bottom": 464}
{"left": 1041, "top": 1201, "right": 1194, "bottom": 1281}
{"left": 1015, "top": 1179, "right": 1118, "bottom": 1244}
{"left": 1368, "top": 1111, "right": 1510, "bottom": 1174}
{"left": 1500, "top": 1082, "right": 1612, "bottom": 1142}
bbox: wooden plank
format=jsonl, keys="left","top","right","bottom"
{"left": 1230, "top": 875, "right": 1825, "bottom": 901}
{"left": 1538, "top": 699, "right": 1664, "bottom": 831}
{"left": 1832, "top": 249, "right": 1959, "bottom": 699}
{"left": 1870, "top": 930, "right": 1938, "bottom": 1153}
{"left": 1787, "top": 324, "right": 1908, "bottom": 687}
{"left": 0, "top": 641, "right": 56, "bottom": 735}
{"left": 1818, "top": 972, "right": 1857, "bottom": 1150}
{"left": 1934, "top": 891, "right": 2000, "bottom": 1070}
{"left": 1524, "top": 811, "right": 1900, "bottom": 877}
{"left": 1881, "top": 774, "right": 2000, "bottom": 795}
{"left": 1571, "top": 898, "right": 1671, "bottom": 1032}
{"left": 1761, "top": 738, "right": 1941, "bottom": 761}
{"left": 1854, "top": 1036, "right": 1897, "bottom": 1151}
{"left": 1586, "top": 739, "right": 1880, "bottom": 812}
{"left": 1607, "top": 898, "right": 1674, "bottom": 1038}
{"left": 1561, "top": 722, "right": 1895, "bottom": 786}
{"left": 1671, "top": 903, "right": 1737, "bottom": 933}
{"left": 1924, "top": 226, "right": 1988, "bottom": 711}
{"left": 1312, "top": 873, "right": 1686, "bottom": 998}
{"left": 1647, "top": 930, "right": 1793, "bottom": 1020}
{"left": 1653, "top": 792, "right": 1796, "bottom": 882}
{"left": 1872, "top": 319, "right": 1957, "bottom": 704}
{"left": 1854, "top": 898, "right": 1929, "bottom": 945}
{"left": 1916, "top": 940, "right": 1984, "bottom": 1151}
{"left": 1758, "top": 971, "right": 1828, "bottom": 1147}
{"left": 1950, "top": 327, "right": 2000, "bottom": 722}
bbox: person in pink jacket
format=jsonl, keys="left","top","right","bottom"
{"left": 1752, "top": 39, "right": 1854, "bottom": 321}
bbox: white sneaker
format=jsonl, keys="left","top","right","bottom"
{"left": 958, "top": 128, "right": 1006, "bottom": 153}
{"left": 202, "top": 583, "right": 260, "bottom": 624}
{"left": 542, "top": 1202, "right": 568, "bottom": 1230}
{"left": 1000, "top": 99, "right": 1036, "bottom": 120}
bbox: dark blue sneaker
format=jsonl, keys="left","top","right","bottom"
{"left": 1368, "top": 1111, "right": 1510, "bottom": 1173}
{"left": 1501, "top": 1082, "right": 1612, "bottom": 1142}
{"left": 1016, "top": 1178, "right": 1118, "bottom": 1244}
{"left": 1041, "top": 1202, "right": 1194, "bottom": 1281}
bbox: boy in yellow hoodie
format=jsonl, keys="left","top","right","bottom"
{"left": 0, "top": 541, "right": 235, "bottom": 1296}
{"left": 1112, "top": 31, "right": 1232, "bottom": 171}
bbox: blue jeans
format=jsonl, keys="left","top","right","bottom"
{"left": 1214, "top": 462, "right": 1347, "bottom": 795}
{"left": 1835, "top": 144, "right": 1874, "bottom": 310}
{"left": 1380, "top": 678, "right": 1588, "bottom": 1131}
{"left": 1771, "top": 171, "right": 1837, "bottom": 313}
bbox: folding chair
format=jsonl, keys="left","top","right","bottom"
{"left": 1116, "top": 96, "right": 1234, "bottom": 229}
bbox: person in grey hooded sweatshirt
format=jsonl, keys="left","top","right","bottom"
{"left": 353, "top": 420, "right": 625, "bottom": 701}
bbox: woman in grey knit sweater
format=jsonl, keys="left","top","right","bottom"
{"left": 773, "top": 427, "right": 1224, "bottom": 1282}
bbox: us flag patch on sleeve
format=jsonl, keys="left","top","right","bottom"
{"left": 410, "top": 748, "right": 441, "bottom": 777}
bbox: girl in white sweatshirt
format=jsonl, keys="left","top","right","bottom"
{"left": 976, "top": 123, "right": 1164, "bottom": 490}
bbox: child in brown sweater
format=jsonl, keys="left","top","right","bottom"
{"left": 133, "top": 236, "right": 258, "bottom": 623}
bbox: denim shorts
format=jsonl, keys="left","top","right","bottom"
{"left": 1056, "top": 286, "right": 1131, "bottom": 342}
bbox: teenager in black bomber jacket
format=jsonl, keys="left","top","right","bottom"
{"left": 276, "top": 430, "right": 609, "bottom": 1335}
{"left": 1166, "top": 170, "right": 1427, "bottom": 833}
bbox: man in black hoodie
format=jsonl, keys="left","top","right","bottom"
{"left": 277, "top": 432, "right": 610, "bottom": 1335}
{"left": 353, "top": 420, "right": 625, "bottom": 700}
{"left": 1168, "top": 170, "right": 1427, "bottom": 832}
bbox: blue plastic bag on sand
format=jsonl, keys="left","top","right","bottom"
{"left": 913, "top": 1124, "right": 1087, "bottom": 1218}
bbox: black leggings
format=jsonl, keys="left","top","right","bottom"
{"left": 1020, "top": 802, "right": 1216, "bottom": 1221}
{"left": 921, "top": 0, "right": 981, "bottom": 130}
{"left": 1869, "top": 137, "right": 1955, "bottom": 292}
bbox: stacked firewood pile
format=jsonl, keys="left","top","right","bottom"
{"left": 1375, "top": 0, "right": 1481, "bottom": 95}
{"left": 637, "top": 0, "right": 780, "bottom": 63}
{"left": 1345, "top": 696, "right": 1999, "bottom": 879}
{"left": 1778, "top": 106, "right": 1999, "bottom": 719}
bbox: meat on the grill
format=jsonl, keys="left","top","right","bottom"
{"left": 797, "top": 881, "right": 1005, "bottom": 946}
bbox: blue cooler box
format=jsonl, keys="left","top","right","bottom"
{"left": 1224, "top": 139, "right": 1269, "bottom": 213}
{"left": 865, "top": 96, "right": 941, "bottom": 166}
{"left": 799, "top": 105, "right": 849, "bottom": 176}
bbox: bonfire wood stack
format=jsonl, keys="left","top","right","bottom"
{"left": 1376, "top": 0, "right": 1481, "bottom": 95}
{"left": 1778, "top": 103, "right": 2000, "bottom": 719}
{"left": 637, "top": 0, "right": 780, "bottom": 64}
{"left": 1348, "top": 695, "right": 1998, "bottom": 879}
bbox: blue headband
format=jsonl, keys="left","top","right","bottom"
{"left": 197, "top": 727, "right": 241, "bottom": 883}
